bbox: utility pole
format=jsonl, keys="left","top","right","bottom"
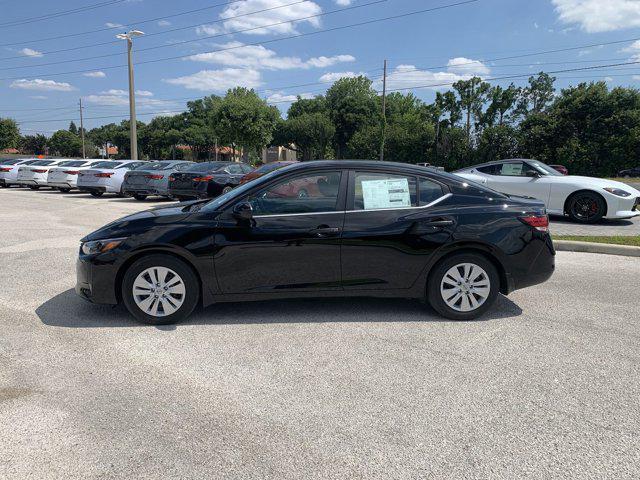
{"left": 116, "top": 30, "right": 144, "bottom": 160}
{"left": 79, "top": 98, "right": 86, "bottom": 159}
{"left": 379, "top": 59, "right": 387, "bottom": 162}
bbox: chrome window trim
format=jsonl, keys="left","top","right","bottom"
{"left": 252, "top": 193, "right": 452, "bottom": 219}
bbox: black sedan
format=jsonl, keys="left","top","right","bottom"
{"left": 76, "top": 160, "right": 555, "bottom": 325}
{"left": 618, "top": 166, "right": 640, "bottom": 178}
{"left": 167, "top": 161, "right": 253, "bottom": 200}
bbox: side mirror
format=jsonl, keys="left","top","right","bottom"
{"left": 232, "top": 201, "right": 253, "bottom": 221}
{"left": 526, "top": 170, "right": 541, "bottom": 178}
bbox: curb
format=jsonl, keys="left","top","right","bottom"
{"left": 554, "top": 240, "right": 640, "bottom": 258}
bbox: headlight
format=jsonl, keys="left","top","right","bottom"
{"left": 603, "top": 187, "right": 631, "bottom": 197}
{"left": 81, "top": 237, "right": 126, "bottom": 255}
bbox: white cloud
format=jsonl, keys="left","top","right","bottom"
{"left": 19, "top": 48, "right": 43, "bottom": 57}
{"left": 157, "top": 20, "right": 171, "bottom": 27}
{"left": 83, "top": 71, "right": 106, "bottom": 78}
{"left": 446, "top": 57, "right": 490, "bottom": 76}
{"left": 318, "top": 71, "right": 364, "bottom": 83}
{"left": 10, "top": 79, "right": 75, "bottom": 91}
{"left": 377, "top": 60, "right": 490, "bottom": 92}
{"left": 335, "top": 0, "right": 353, "bottom": 5}
{"left": 136, "top": 90, "right": 154, "bottom": 97}
{"left": 105, "top": 22, "right": 124, "bottom": 28}
{"left": 85, "top": 89, "right": 171, "bottom": 108}
{"left": 29, "top": 95, "right": 48, "bottom": 100}
{"left": 266, "top": 91, "right": 313, "bottom": 103}
{"left": 604, "top": 76, "right": 614, "bottom": 82}
{"left": 534, "top": 21, "right": 539, "bottom": 29}
{"left": 216, "top": 0, "right": 322, "bottom": 35}
{"left": 195, "top": 23, "right": 223, "bottom": 36}
{"left": 633, "top": 75, "right": 640, "bottom": 80}
{"left": 188, "top": 41, "right": 354, "bottom": 70}
{"left": 552, "top": 0, "right": 640, "bottom": 33}
{"left": 164, "top": 68, "right": 262, "bottom": 92}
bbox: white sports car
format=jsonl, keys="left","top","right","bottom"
{"left": 455, "top": 159, "right": 640, "bottom": 223}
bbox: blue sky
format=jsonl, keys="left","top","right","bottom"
{"left": 3, "top": 0, "right": 640, "bottom": 134}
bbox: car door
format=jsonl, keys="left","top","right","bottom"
{"left": 340, "top": 170, "right": 454, "bottom": 290}
{"left": 482, "top": 161, "right": 551, "bottom": 204}
{"left": 213, "top": 169, "right": 347, "bottom": 294}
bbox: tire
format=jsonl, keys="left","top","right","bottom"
{"left": 29, "top": 185, "right": 40, "bottom": 190}
{"left": 0, "top": 183, "right": 8, "bottom": 188}
{"left": 58, "top": 187, "right": 71, "bottom": 193}
{"left": 566, "top": 191, "right": 606, "bottom": 223}
{"left": 90, "top": 191, "right": 104, "bottom": 197}
{"left": 133, "top": 194, "right": 147, "bottom": 201}
{"left": 122, "top": 254, "right": 200, "bottom": 325}
{"left": 222, "top": 186, "right": 233, "bottom": 194}
{"left": 427, "top": 253, "right": 500, "bottom": 321}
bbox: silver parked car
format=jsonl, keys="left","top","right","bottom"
{"left": 16, "top": 159, "right": 75, "bottom": 189}
{"left": 0, "top": 158, "right": 39, "bottom": 187}
{"left": 121, "top": 160, "right": 194, "bottom": 200}
{"left": 77, "top": 160, "right": 147, "bottom": 197}
{"left": 46, "top": 160, "right": 107, "bottom": 192}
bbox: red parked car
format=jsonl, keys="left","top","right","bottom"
{"left": 239, "top": 161, "right": 298, "bottom": 185}
{"left": 549, "top": 164, "right": 568, "bottom": 175}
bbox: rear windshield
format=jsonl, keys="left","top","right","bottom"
{"left": 58, "top": 160, "right": 87, "bottom": 167}
{"left": 133, "top": 161, "right": 177, "bottom": 170}
{"left": 185, "top": 162, "right": 229, "bottom": 173}
{"left": 0, "top": 159, "right": 23, "bottom": 165}
{"left": 31, "top": 160, "right": 55, "bottom": 166}
{"left": 90, "top": 161, "right": 122, "bottom": 168}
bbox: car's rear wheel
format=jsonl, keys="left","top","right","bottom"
{"left": 222, "top": 186, "right": 233, "bottom": 194}
{"left": 567, "top": 191, "right": 605, "bottom": 223}
{"left": 427, "top": 253, "right": 499, "bottom": 321}
{"left": 58, "top": 187, "right": 71, "bottom": 193}
{"left": 90, "top": 191, "right": 104, "bottom": 197}
{"left": 29, "top": 185, "right": 40, "bottom": 190}
{"left": 133, "top": 194, "right": 147, "bottom": 201}
{"left": 122, "top": 254, "right": 199, "bottom": 325}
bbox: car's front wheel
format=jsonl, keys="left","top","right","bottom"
{"left": 58, "top": 187, "right": 71, "bottom": 193}
{"left": 222, "top": 186, "right": 233, "bottom": 194}
{"left": 29, "top": 185, "right": 40, "bottom": 190}
{"left": 90, "top": 191, "right": 104, "bottom": 197}
{"left": 427, "top": 253, "right": 499, "bottom": 320}
{"left": 122, "top": 254, "right": 200, "bottom": 325}
{"left": 133, "top": 194, "right": 147, "bottom": 201}
{"left": 567, "top": 191, "right": 605, "bottom": 223}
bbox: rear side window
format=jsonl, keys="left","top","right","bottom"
{"left": 419, "top": 177, "right": 445, "bottom": 205}
{"left": 32, "top": 160, "right": 54, "bottom": 166}
{"left": 186, "top": 162, "right": 228, "bottom": 173}
{"left": 476, "top": 165, "right": 500, "bottom": 175}
{"left": 353, "top": 172, "right": 417, "bottom": 211}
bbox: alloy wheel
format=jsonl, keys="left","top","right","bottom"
{"left": 570, "top": 193, "right": 601, "bottom": 221}
{"left": 440, "top": 263, "right": 490, "bottom": 312}
{"left": 132, "top": 266, "right": 186, "bottom": 317}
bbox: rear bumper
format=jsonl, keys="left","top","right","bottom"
{"left": 48, "top": 181, "right": 74, "bottom": 189}
{"left": 123, "top": 186, "right": 168, "bottom": 196}
{"left": 510, "top": 236, "right": 555, "bottom": 292}
{"left": 168, "top": 187, "right": 207, "bottom": 199}
{"left": 78, "top": 186, "right": 106, "bottom": 194}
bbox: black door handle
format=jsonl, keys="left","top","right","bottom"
{"left": 310, "top": 226, "right": 341, "bottom": 237}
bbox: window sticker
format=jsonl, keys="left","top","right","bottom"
{"left": 501, "top": 163, "right": 523, "bottom": 176}
{"left": 361, "top": 178, "right": 411, "bottom": 210}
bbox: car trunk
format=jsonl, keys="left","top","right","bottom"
{"left": 170, "top": 172, "right": 204, "bottom": 189}
{"left": 125, "top": 171, "right": 153, "bottom": 186}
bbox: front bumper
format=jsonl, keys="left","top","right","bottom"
{"left": 605, "top": 195, "right": 640, "bottom": 219}
{"left": 75, "top": 255, "right": 119, "bottom": 305}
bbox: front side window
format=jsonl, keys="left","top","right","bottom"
{"left": 353, "top": 172, "right": 417, "bottom": 211}
{"left": 419, "top": 177, "right": 445, "bottom": 205}
{"left": 247, "top": 171, "right": 342, "bottom": 215}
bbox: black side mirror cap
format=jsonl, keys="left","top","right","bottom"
{"left": 232, "top": 201, "right": 253, "bottom": 221}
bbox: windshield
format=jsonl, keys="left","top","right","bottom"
{"left": 133, "top": 161, "right": 170, "bottom": 170}
{"left": 530, "top": 161, "right": 563, "bottom": 176}
{"left": 186, "top": 162, "right": 229, "bottom": 173}
{"left": 31, "top": 160, "right": 54, "bottom": 166}
{"left": 90, "top": 161, "right": 122, "bottom": 169}
{"left": 58, "top": 160, "right": 87, "bottom": 167}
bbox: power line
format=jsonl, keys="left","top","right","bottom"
{"left": 0, "top": 0, "right": 390, "bottom": 70}
{"left": 0, "top": 0, "right": 129, "bottom": 28}
{"left": 0, "top": 0, "right": 478, "bottom": 79}
{"left": 0, "top": 0, "right": 311, "bottom": 61}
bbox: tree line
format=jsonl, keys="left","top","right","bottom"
{"left": 1, "top": 73, "right": 639, "bottom": 176}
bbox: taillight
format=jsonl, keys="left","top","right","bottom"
{"left": 193, "top": 175, "right": 213, "bottom": 182}
{"left": 0, "top": 167, "right": 12, "bottom": 172}
{"left": 145, "top": 174, "right": 164, "bottom": 180}
{"left": 519, "top": 214, "right": 549, "bottom": 232}
{"left": 95, "top": 172, "right": 114, "bottom": 178}
{"left": 31, "top": 169, "right": 47, "bottom": 173}
{"left": 64, "top": 170, "right": 80, "bottom": 175}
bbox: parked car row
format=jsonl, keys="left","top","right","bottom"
{"left": 0, "top": 157, "right": 272, "bottom": 201}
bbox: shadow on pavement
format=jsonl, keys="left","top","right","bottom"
{"left": 549, "top": 215, "right": 635, "bottom": 227}
{"left": 37, "top": 288, "right": 523, "bottom": 329}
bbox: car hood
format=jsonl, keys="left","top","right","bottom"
{"left": 553, "top": 175, "right": 640, "bottom": 195}
{"left": 81, "top": 199, "right": 210, "bottom": 241}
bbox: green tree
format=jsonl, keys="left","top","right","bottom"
{"left": 49, "top": 129, "right": 83, "bottom": 157}
{"left": 215, "top": 87, "right": 280, "bottom": 160}
{"left": 325, "top": 76, "right": 378, "bottom": 158}
{"left": 0, "top": 118, "right": 20, "bottom": 150}
{"left": 476, "top": 125, "right": 520, "bottom": 162}
{"left": 453, "top": 77, "right": 490, "bottom": 144}
{"left": 517, "top": 72, "right": 556, "bottom": 116}
{"left": 274, "top": 112, "right": 335, "bottom": 161}
{"left": 69, "top": 121, "right": 78, "bottom": 134}
{"left": 484, "top": 84, "right": 520, "bottom": 126}
{"left": 20, "top": 134, "right": 48, "bottom": 155}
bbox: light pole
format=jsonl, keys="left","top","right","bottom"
{"left": 116, "top": 30, "right": 144, "bottom": 160}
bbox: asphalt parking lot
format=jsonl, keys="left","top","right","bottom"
{"left": 1, "top": 188, "right": 639, "bottom": 479}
